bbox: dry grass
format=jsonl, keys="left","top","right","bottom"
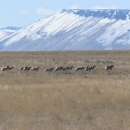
{"left": 0, "top": 50, "right": 130, "bottom": 130}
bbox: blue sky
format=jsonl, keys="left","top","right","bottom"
{"left": 0, "top": 0, "right": 130, "bottom": 28}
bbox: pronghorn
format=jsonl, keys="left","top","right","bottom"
{"left": 44, "top": 68, "right": 55, "bottom": 73}
{"left": 1, "top": 66, "right": 14, "bottom": 73}
{"left": 32, "top": 66, "right": 40, "bottom": 71}
{"left": 84, "top": 65, "right": 96, "bottom": 72}
{"left": 19, "top": 67, "right": 24, "bottom": 72}
{"left": 8, "top": 66, "right": 14, "bottom": 70}
{"left": 84, "top": 66, "right": 90, "bottom": 72}
{"left": 20, "top": 66, "right": 31, "bottom": 72}
{"left": 91, "top": 65, "right": 96, "bottom": 70}
{"left": 24, "top": 66, "right": 31, "bottom": 71}
{"left": 105, "top": 65, "right": 114, "bottom": 71}
{"left": 54, "top": 66, "right": 64, "bottom": 72}
{"left": 63, "top": 66, "right": 74, "bottom": 71}
{"left": 75, "top": 67, "right": 85, "bottom": 72}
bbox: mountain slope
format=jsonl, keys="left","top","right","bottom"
{"left": 1, "top": 9, "right": 130, "bottom": 50}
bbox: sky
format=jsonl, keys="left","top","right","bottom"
{"left": 0, "top": 0, "right": 130, "bottom": 28}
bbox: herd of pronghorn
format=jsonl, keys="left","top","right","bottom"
{"left": 0, "top": 65, "right": 114, "bottom": 73}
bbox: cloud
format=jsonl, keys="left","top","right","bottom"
{"left": 68, "top": 5, "right": 80, "bottom": 9}
{"left": 36, "top": 7, "right": 59, "bottom": 16}
{"left": 92, "top": 5, "right": 118, "bottom": 9}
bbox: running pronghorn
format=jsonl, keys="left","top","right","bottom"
{"left": 32, "top": 66, "right": 40, "bottom": 71}
{"left": 44, "top": 68, "right": 55, "bottom": 73}
{"left": 105, "top": 65, "right": 114, "bottom": 71}
{"left": 84, "top": 66, "right": 90, "bottom": 72}
{"left": 85, "top": 65, "right": 96, "bottom": 72}
{"left": 19, "top": 67, "right": 24, "bottom": 72}
{"left": 91, "top": 65, "right": 96, "bottom": 70}
{"left": 1, "top": 66, "right": 14, "bottom": 73}
{"left": 63, "top": 66, "right": 74, "bottom": 71}
{"left": 54, "top": 66, "right": 64, "bottom": 72}
{"left": 75, "top": 67, "right": 85, "bottom": 72}
{"left": 24, "top": 66, "right": 31, "bottom": 71}
{"left": 20, "top": 66, "right": 31, "bottom": 72}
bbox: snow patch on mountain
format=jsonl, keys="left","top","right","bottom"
{"left": 97, "top": 20, "right": 130, "bottom": 49}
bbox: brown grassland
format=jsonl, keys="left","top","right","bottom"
{"left": 0, "top": 50, "right": 130, "bottom": 130}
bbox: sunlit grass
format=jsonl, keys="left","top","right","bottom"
{"left": 0, "top": 50, "right": 130, "bottom": 130}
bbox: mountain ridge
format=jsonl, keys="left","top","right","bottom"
{"left": 0, "top": 9, "right": 130, "bottom": 51}
{"left": 62, "top": 9, "right": 130, "bottom": 20}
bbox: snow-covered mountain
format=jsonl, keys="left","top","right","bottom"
{"left": 1, "top": 9, "right": 130, "bottom": 50}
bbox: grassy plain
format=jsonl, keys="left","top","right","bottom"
{"left": 0, "top": 50, "right": 130, "bottom": 130}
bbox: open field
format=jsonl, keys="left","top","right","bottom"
{"left": 0, "top": 50, "right": 130, "bottom": 130}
